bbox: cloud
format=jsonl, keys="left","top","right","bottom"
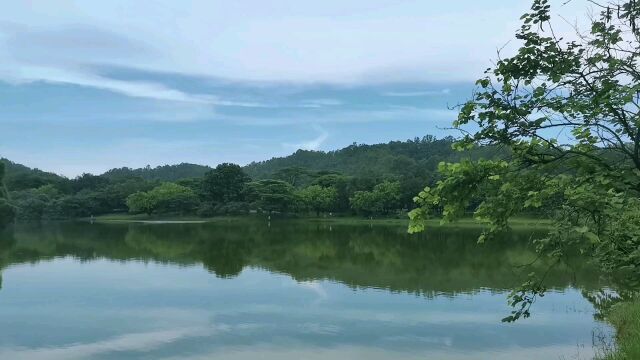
{"left": 22, "top": 68, "right": 215, "bottom": 104}
{"left": 0, "top": 1, "right": 540, "bottom": 85}
{"left": 282, "top": 126, "right": 329, "bottom": 151}
{"left": 0, "top": 24, "right": 216, "bottom": 105}
{"left": 0, "top": 328, "right": 212, "bottom": 360}
{"left": 0, "top": 24, "right": 210, "bottom": 103}
{"left": 227, "top": 107, "right": 457, "bottom": 126}
{"left": 299, "top": 99, "right": 343, "bottom": 108}
{"left": 383, "top": 89, "right": 451, "bottom": 97}
{"left": 298, "top": 280, "right": 328, "bottom": 300}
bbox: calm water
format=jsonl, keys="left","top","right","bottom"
{"left": 0, "top": 220, "right": 611, "bottom": 360}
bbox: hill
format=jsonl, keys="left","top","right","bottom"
{"left": 0, "top": 158, "right": 67, "bottom": 191}
{"left": 244, "top": 135, "right": 502, "bottom": 182}
{"left": 3, "top": 136, "right": 504, "bottom": 186}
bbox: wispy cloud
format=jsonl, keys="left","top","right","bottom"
{"left": 0, "top": 1, "right": 547, "bottom": 84}
{"left": 282, "top": 125, "right": 329, "bottom": 151}
{"left": 298, "top": 280, "right": 328, "bottom": 300}
{"left": 382, "top": 89, "right": 451, "bottom": 97}
{"left": 19, "top": 68, "right": 215, "bottom": 104}
{"left": 0, "top": 24, "right": 214, "bottom": 104}
{"left": 227, "top": 107, "right": 457, "bottom": 126}
{"left": 0, "top": 327, "right": 212, "bottom": 360}
{"left": 299, "top": 98, "right": 343, "bottom": 108}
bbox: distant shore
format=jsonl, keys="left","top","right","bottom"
{"left": 89, "top": 213, "right": 552, "bottom": 228}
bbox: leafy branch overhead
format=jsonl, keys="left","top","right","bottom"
{"left": 410, "top": 0, "right": 640, "bottom": 322}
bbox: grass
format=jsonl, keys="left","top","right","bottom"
{"left": 600, "top": 301, "right": 640, "bottom": 360}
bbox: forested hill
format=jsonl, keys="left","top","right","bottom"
{"left": 0, "top": 135, "right": 507, "bottom": 221}
{"left": 244, "top": 136, "right": 502, "bottom": 181}
{"left": 101, "top": 163, "right": 212, "bottom": 181}
{"left": 3, "top": 136, "right": 502, "bottom": 184}
{"left": 0, "top": 158, "right": 66, "bottom": 191}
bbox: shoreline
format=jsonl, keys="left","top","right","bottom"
{"left": 88, "top": 213, "right": 552, "bottom": 228}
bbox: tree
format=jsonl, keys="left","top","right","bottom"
{"left": 0, "top": 162, "right": 15, "bottom": 228}
{"left": 127, "top": 183, "right": 199, "bottom": 215}
{"left": 202, "top": 163, "right": 251, "bottom": 203}
{"left": 313, "top": 173, "right": 353, "bottom": 211}
{"left": 298, "top": 185, "right": 338, "bottom": 215}
{"left": 273, "top": 166, "right": 310, "bottom": 187}
{"left": 126, "top": 191, "right": 153, "bottom": 215}
{"left": 350, "top": 181, "right": 401, "bottom": 215}
{"left": 12, "top": 185, "right": 62, "bottom": 220}
{"left": 0, "top": 162, "right": 8, "bottom": 200}
{"left": 409, "top": 0, "right": 640, "bottom": 321}
{"left": 100, "top": 177, "right": 155, "bottom": 212}
{"left": 71, "top": 173, "right": 110, "bottom": 193}
{"left": 246, "top": 180, "right": 298, "bottom": 213}
{"left": 349, "top": 190, "right": 379, "bottom": 215}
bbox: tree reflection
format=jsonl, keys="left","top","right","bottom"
{"left": 0, "top": 221, "right": 604, "bottom": 297}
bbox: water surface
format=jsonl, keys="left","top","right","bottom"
{"left": 0, "top": 220, "right": 610, "bottom": 359}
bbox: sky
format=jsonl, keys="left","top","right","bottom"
{"left": 0, "top": 0, "right": 588, "bottom": 177}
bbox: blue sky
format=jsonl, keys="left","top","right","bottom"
{"left": 0, "top": 0, "right": 585, "bottom": 176}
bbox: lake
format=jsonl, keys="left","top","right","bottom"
{"left": 0, "top": 220, "right": 612, "bottom": 359}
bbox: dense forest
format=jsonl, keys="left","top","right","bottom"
{"left": 0, "top": 136, "right": 505, "bottom": 223}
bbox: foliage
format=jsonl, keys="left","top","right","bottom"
{"left": 102, "top": 163, "right": 212, "bottom": 182}
{"left": 0, "top": 163, "right": 14, "bottom": 228}
{"left": 297, "top": 185, "right": 338, "bottom": 215}
{"left": 312, "top": 173, "right": 354, "bottom": 212}
{"left": 351, "top": 181, "right": 401, "bottom": 215}
{"left": 410, "top": 0, "right": 640, "bottom": 321}
{"left": 245, "top": 136, "right": 504, "bottom": 184}
{"left": 0, "top": 200, "right": 14, "bottom": 228}
{"left": 3, "top": 136, "right": 506, "bottom": 220}
{"left": 273, "top": 166, "right": 310, "bottom": 187}
{"left": 1, "top": 158, "right": 67, "bottom": 192}
{"left": 127, "top": 183, "right": 199, "bottom": 215}
{"left": 202, "top": 163, "right": 251, "bottom": 203}
{"left": 246, "top": 179, "right": 298, "bottom": 213}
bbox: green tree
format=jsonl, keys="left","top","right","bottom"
{"left": 349, "top": 190, "right": 379, "bottom": 215}
{"left": 0, "top": 163, "right": 15, "bottom": 228}
{"left": 298, "top": 185, "right": 338, "bottom": 216}
{"left": 246, "top": 179, "right": 297, "bottom": 213}
{"left": 12, "top": 185, "right": 63, "bottom": 220}
{"left": 71, "top": 173, "right": 110, "bottom": 193}
{"left": 126, "top": 191, "right": 153, "bottom": 215}
{"left": 410, "top": 0, "right": 640, "bottom": 321}
{"left": 127, "top": 183, "right": 199, "bottom": 215}
{"left": 350, "top": 181, "right": 401, "bottom": 215}
{"left": 313, "top": 173, "right": 353, "bottom": 211}
{"left": 0, "top": 162, "right": 8, "bottom": 200}
{"left": 202, "top": 163, "right": 251, "bottom": 203}
{"left": 273, "top": 166, "right": 310, "bottom": 187}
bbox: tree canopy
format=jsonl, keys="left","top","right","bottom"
{"left": 0, "top": 163, "right": 15, "bottom": 229}
{"left": 245, "top": 179, "right": 298, "bottom": 214}
{"left": 410, "top": 0, "right": 640, "bottom": 322}
{"left": 297, "top": 185, "right": 338, "bottom": 215}
{"left": 202, "top": 163, "right": 251, "bottom": 204}
{"left": 127, "top": 183, "right": 199, "bottom": 215}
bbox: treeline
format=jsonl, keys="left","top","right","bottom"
{"left": 102, "top": 163, "right": 211, "bottom": 182}
{"left": 0, "top": 136, "right": 506, "bottom": 222}
{"left": 0, "top": 163, "right": 14, "bottom": 228}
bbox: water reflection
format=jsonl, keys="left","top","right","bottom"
{"left": 0, "top": 221, "right": 603, "bottom": 294}
{"left": 0, "top": 221, "right": 611, "bottom": 359}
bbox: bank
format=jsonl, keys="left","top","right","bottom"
{"left": 601, "top": 301, "right": 640, "bottom": 359}
{"left": 90, "top": 213, "right": 552, "bottom": 228}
